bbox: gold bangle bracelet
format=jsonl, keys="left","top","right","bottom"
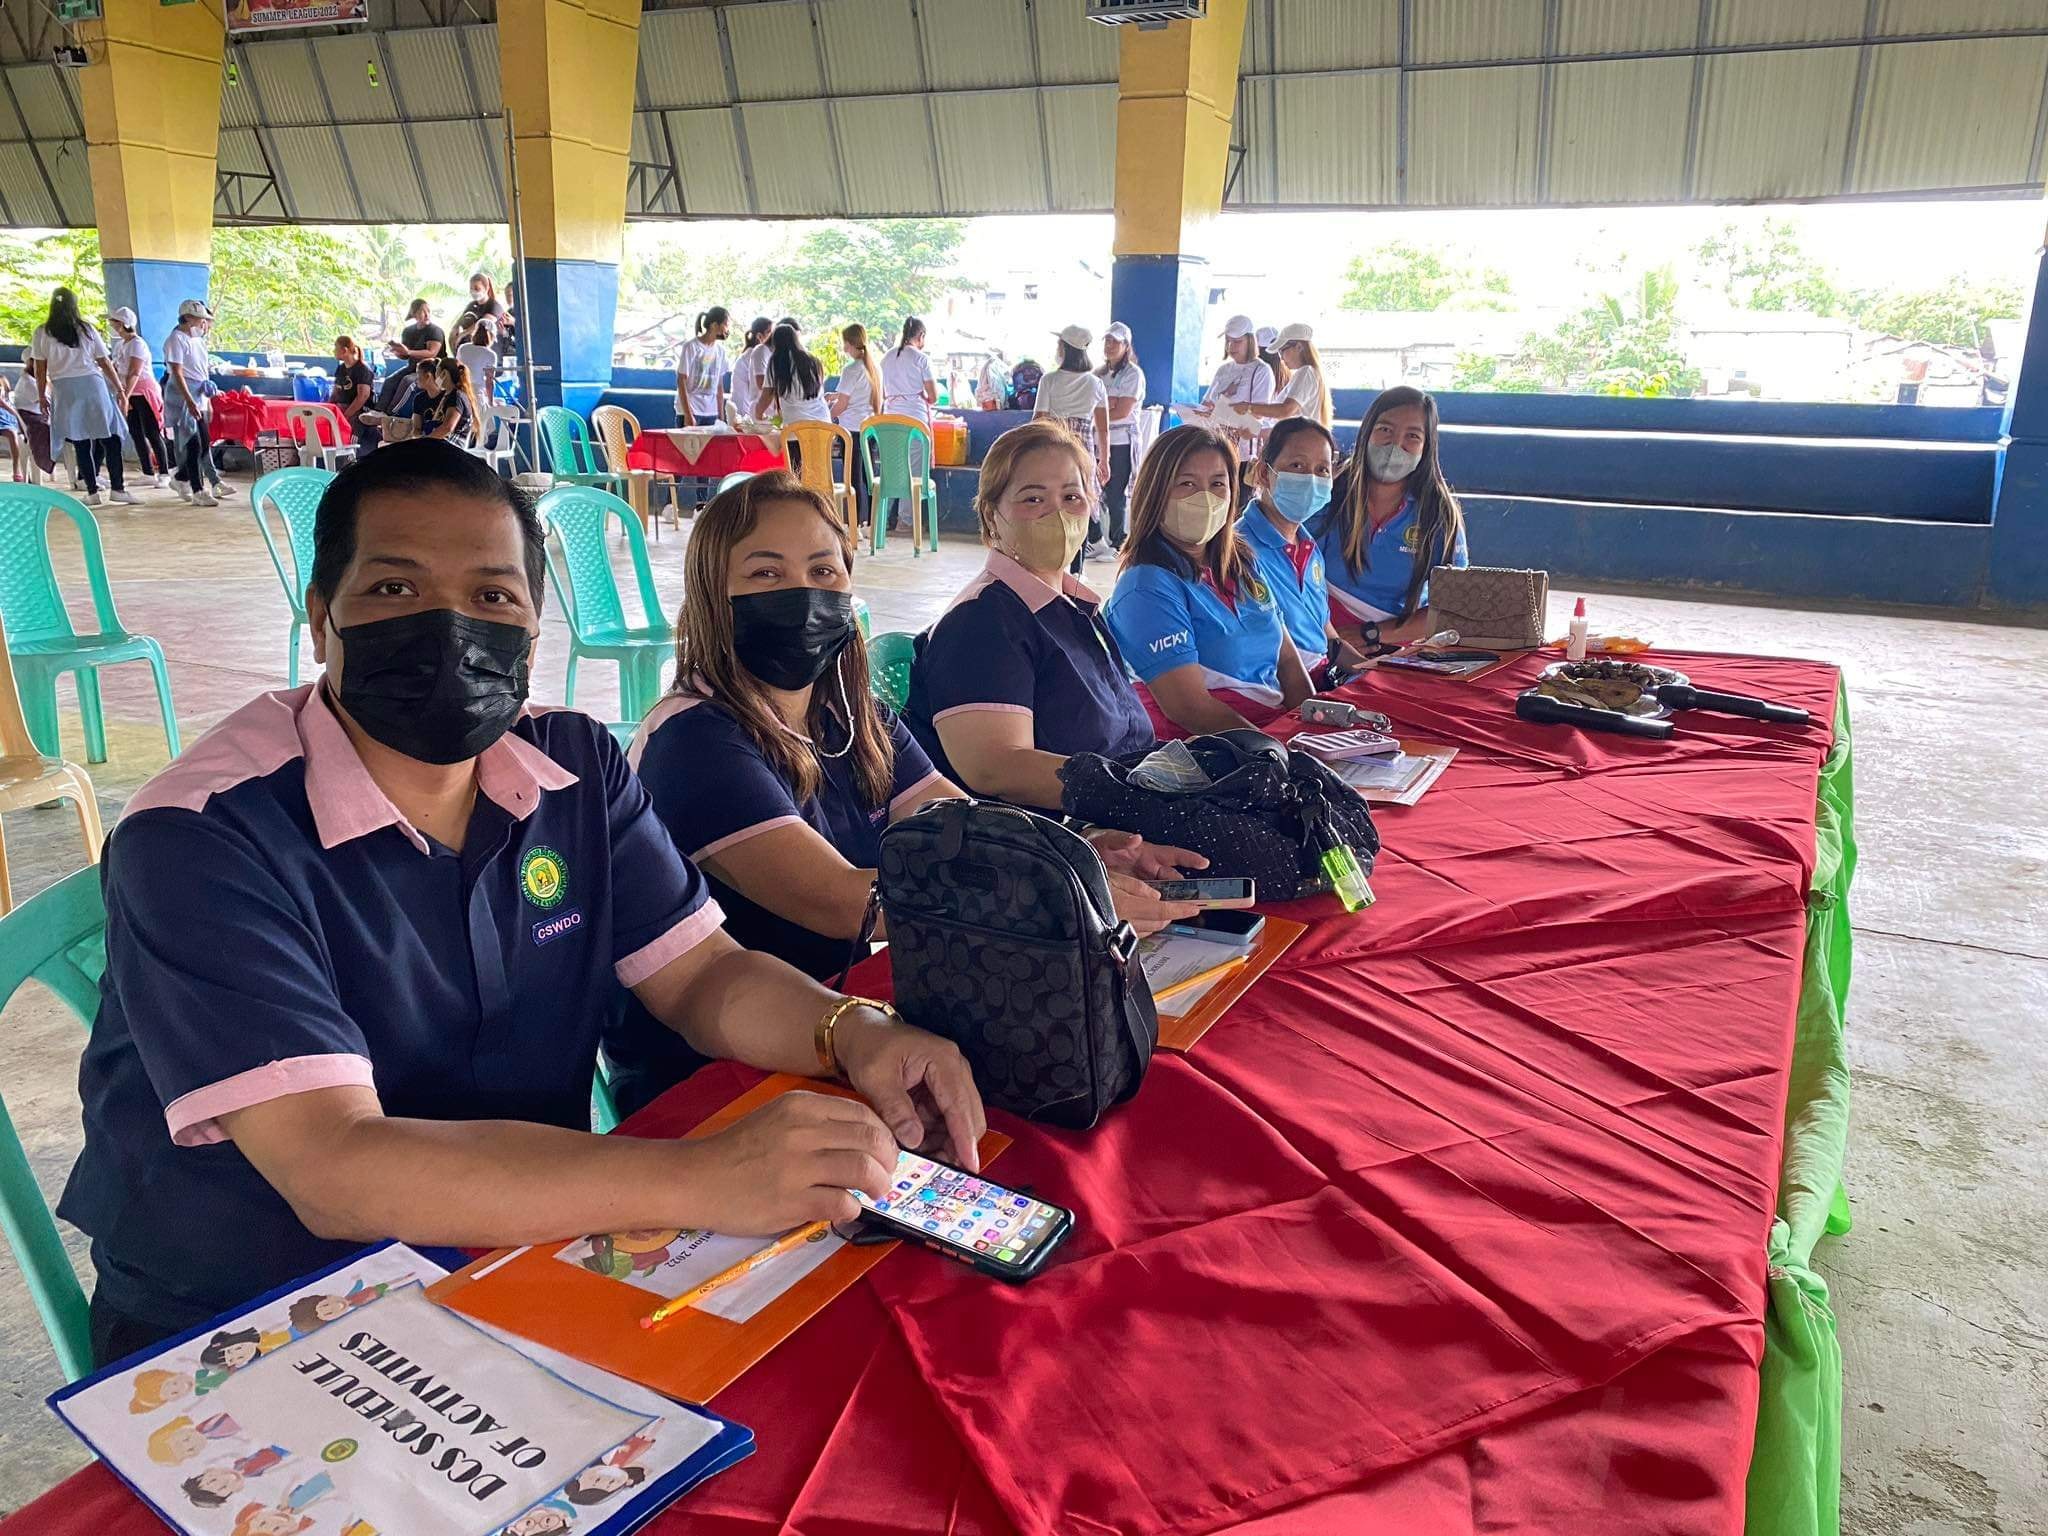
{"left": 817, "top": 995, "right": 894, "bottom": 1077}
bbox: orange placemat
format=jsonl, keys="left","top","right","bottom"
{"left": 429, "top": 1074, "right": 1009, "bottom": 1404}
{"left": 1154, "top": 917, "right": 1306, "bottom": 1052}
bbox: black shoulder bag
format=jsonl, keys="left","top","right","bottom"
{"left": 872, "top": 798, "right": 1156, "bottom": 1130}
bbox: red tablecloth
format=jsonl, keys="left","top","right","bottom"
{"left": 206, "top": 390, "right": 348, "bottom": 451}
{"left": 627, "top": 430, "right": 785, "bottom": 480}
{"left": 15, "top": 648, "right": 1840, "bottom": 1536}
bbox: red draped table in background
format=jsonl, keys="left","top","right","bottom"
{"left": 627, "top": 428, "right": 785, "bottom": 481}
{"left": 15, "top": 647, "right": 1840, "bottom": 1536}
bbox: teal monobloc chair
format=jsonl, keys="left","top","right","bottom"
{"left": 0, "top": 485, "right": 181, "bottom": 764}
{"left": 858, "top": 415, "right": 940, "bottom": 556}
{"left": 537, "top": 406, "right": 627, "bottom": 498}
{"left": 536, "top": 485, "right": 672, "bottom": 722}
{"left": 0, "top": 866, "right": 105, "bottom": 1381}
{"left": 867, "top": 630, "right": 917, "bottom": 712}
{"left": 251, "top": 467, "right": 335, "bottom": 688}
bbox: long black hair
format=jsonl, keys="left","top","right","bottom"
{"left": 1056, "top": 340, "right": 1089, "bottom": 373}
{"left": 695, "top": 306, "right": 729, "bottom": 337}
{"left": 766, "top": 322, "right": 822, "bottom": 400}
{"left": 44, "top": 287, "right": 85, "bottom": 348}
{"left": 894, "top": 316, "right": 925, "bottom": 356}
{"left": 1335, "top": 385, "right": 1464, "bottom": 621}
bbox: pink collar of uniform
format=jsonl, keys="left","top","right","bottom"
{"left": 983, "top": 548, "right": 1102, "bottom": 613}
{"left": 299, "top": 684, "right": 578, "bottom": 854}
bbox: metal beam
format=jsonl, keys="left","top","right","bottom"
{"left": 1262, "top": 0, "right": 1277, "bottom": 204}
{"left": 1837, "top": 0, "right": 1880, "bottom": 196}
{"left": 370, "top": 29, "right": 435, "bottom": 213}
{"left": 1023, "top": 0, "right": 1054, "bottom": 211}
{"left": 301, "top": 37, "right": 368, "bottom": 220}
{"left": 711, "top": 4, "right": 758, "bottom": 215}
{"left": 234, "top": 40, "right": 301, "bottom": 222}
{"left": 1680, "top": 0, "right": 1712, "bottom": 199}
{"left": 1533, "top": 0, "right": 1558, "bottom": 203}
{"left": 905, "top": 0, "right": 946, "bottom": 214}
{"left": 1394, "top": 0, "right": 1409, "bottom": 205}
{"left": 656, "top": 106, "right": 686, "bottom": 216}
{"left": 447, "top": 26, "right": 503, "bottom": 212}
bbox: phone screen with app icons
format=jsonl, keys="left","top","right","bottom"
{"left": 852, "top": 1149, "right": 1070, "bottom": 1272}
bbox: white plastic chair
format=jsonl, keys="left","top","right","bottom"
{"left": 1132, "top": 404, "right": 1164, "bottom": 474}
{"left": 472, "top": 400, "right": 525, "bottom": 477}
{"left": 286, "top": 404, "right": 356, "bottom": 473}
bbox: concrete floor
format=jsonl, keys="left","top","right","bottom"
{"left": 0, "top": 474, "right": 2043, "bottom": 1530}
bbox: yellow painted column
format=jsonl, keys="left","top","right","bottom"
{"left": 497, "top": 0, "right": 642, "bottom": 411}
{"left": 77, "top": 0, "right": 225, "bottom": 345}
{"left": 1110, "top": 0, "right": 1248, "bottom": 404}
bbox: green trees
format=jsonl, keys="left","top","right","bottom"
{"left": 1340, "top": 241, "right": 1512, "bottom": 312}
{"left": 1455, "top": 267, "right": 1701, "bottom": 397}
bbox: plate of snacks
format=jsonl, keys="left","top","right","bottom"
{"left": 1536, "top": 658, "right": 1690, "bottom": 717}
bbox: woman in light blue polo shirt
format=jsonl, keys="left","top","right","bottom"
{"left": 1104, "top": 423, "right": 1313, "bottom": 736}
{"left": 1311, "top": 385, "right": 1469, "bottom": 652}
{"left": 1239, "top": 417, "right": 1343, "bottom": 672}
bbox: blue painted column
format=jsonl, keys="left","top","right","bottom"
{"left": 1989, "top": 245, "right": 2048, "bottom": 608}
{"left": 520, "top": 259, "right": 619, "bottom": 416}
{"left": 104, "top": 259, "right": 210, "bottom": 354}
{"left": 1111, "top": 254, "right": 1210, "bottom": 410}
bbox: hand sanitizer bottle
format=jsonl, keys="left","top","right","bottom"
{"left": 1566, "top": 598, "right": 1589, "bottom": 662}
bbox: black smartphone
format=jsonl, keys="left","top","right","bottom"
{"left": 1148, "top": 876, "right": 1256, "bottom": 904}
{"left": 851, "top": 1148, "right": 1074, "bottom": 1282}
{"left": 1166, "top": 908, "right": 1268, "bottom": 946}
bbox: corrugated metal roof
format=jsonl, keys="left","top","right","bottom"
{"left": 220, "top": 59, "right": 264, "bottom": 130}
{"left": 1877, "top": 0, "right": 2048, "bottom": 33}
{"left": 242, "top": 42, "right": 328, "bottom": 128}
{"left": 1557, "top": 0, "right": 1699, "bottom": 54}
{"left": 741, "top": 100, "right": 840, "bottom": 214}
{"left": 313, "top": 34, "right": 396, "bottom": 121}
{"left": 1710, "top": 0, "right": 1864, "bottom": 48}
{"left": 639, "top": 9, "right": 730, "bottom": 109}
{"left": 267, "top": 125, "right": 359, "bottom": 221}
{"left": 921, "top": 0, "right": 1037, "bottom": 91}
{"left": 1033, "top": 0, "right": 1119, "bottom": 86}
{"left": 341, "top": 122, "right": 425, "bottom": 219}
{"left": 728, "top": 2, "right": 823, "bottom": 102}
{"left": 1409, "top": 64, "right": 1541, "bottom": 204}
{"left": 1547, "top": 55, "right": 1693, "bottom": 202}
{"left": 1235, "top": 72, "right": 1398, "bottom": 205}
{"left": 460, "top": 26, "right": 502, "bottom": 114}
{"left": 0, "top": 142, "right": 60, "bottom": 224}
{"left": 817, "top": 0, "right": 923, "bottom": 95}
{"left": 4, "top": 66, "right": 76, "bottom": 139}
{"left": 932, "top": 89, "right": 1046, "bottom": 211}
{"left": 1264, "top": 0, "right": 1399, "bottom": 74}
{"left": 666, "top": 107, "right": 749, "bottom": 214}
{"left": 835, "top": 95, "right": 941, "bottom": 213}
{"left": 41, "top": 136, "right": 91, "bottom": 224}
{"left": 1854, "top": 36, "right": 2048, "bottom": 193}
{"left": 1044, "top": 84, "right": 1115, "bottom": 210}
{"left": 217, "top": 128, "right": 269, "bottom": 177}
{"left": 1694, "top": 46, "right": 1859, "bottom": 201}
{"left": 383, "top": 29, "right": 479, "bottom": 117}
{"left": 1410, "top": 0, "right": 1547, "bottom": 65}
{"left": 415, "top": 116, "right": 501, "bottom": 222}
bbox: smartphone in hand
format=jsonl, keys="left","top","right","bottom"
{"left": 1147, "top": 877, "right": 1256, "bottom": 907}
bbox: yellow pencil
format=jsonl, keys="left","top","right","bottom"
{"left": 640, "top": 1220, "right": 834, "bottom": 1329}
{"left": 1153, "top": 952, "right": 1247, "bottom": 1004}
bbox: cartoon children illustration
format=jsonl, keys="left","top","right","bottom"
{"left": 195, "top": 1325, "right": 287, "bottom": 1392}
{"left": 337, "top": 1520, "right": 378, "bottom": 1536}
{"left": 228, "top": 1473, "right": 333, "bottom": 1536}
{"left": 576, "top": 1229, "right": 683, "bottom": 1279}
{"left": 129, "top": 1367, "right": 195, "bottom": 1414}
{"left": 180, "top": 1445, "right": 289, "bottom": 1509}
{"left": 501, "top": 1505, "right": 575, "bottom": 1535}
{"left": 146, "top": 1412, "right": 243, "bottom": 1466}
{"left": 561, "top": 1428, "right": 656, "bottom": 1506}
{"left": 284, "top": 1276, "right": 408, "bottom": 1338}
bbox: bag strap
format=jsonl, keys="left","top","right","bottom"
{"left": 832, "top": 882, "right": 884, "bottom": 992}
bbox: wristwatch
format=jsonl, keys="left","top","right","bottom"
{"left": 816, "top": 996, "right": 898, "bottom": 1077}
{"left": 1361, "top": 622, "right": 1383, "bottom": 649}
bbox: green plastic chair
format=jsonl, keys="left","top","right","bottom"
{"left": 854, "top": 596, "right": 871, "bottom": 640}
{"left": 0, "top": 485, "right": 182, "bottom": 765}
{"left": 859, "top": 416, "right": 940, "bottom": 556}
{"left": 868, "top": 630, "right": 917, "bottom": 712}
{"left": 0, "top": 866, "right": 106, "bottom": 1381}
{"left": 536, "top": 485, "right": 672, "bottom": 722}
{"left": 251, "top": 468, "right": 336, "bottom": 688}
{"left": 716, "top": 471, "right": 759, "bottom": 494}
{"left": 537, "top": 406, "right": 627, "bottom": 497}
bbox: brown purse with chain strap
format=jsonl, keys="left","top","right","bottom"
{"left": 1426, "top": 566, "right": 1549, "bottom": 650}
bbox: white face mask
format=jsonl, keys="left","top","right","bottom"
{"left": 1366, "top": 441, "right": 1422, "bottom": 483}
{"left": 1165, "top": 489, "right": 1232, "bottom": 546}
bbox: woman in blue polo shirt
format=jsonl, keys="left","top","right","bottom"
{"left": 1238, "top": 417, "right": 1344, "bottom": 672}
{"left": 1104, "top": 424, "right": 1314, "bottom": 737}
{"left": 905, "top": 418, "right": 1157, "bottom": 811}
{"left": 1311, "top": 385, "right": 1469, "bottom": 652}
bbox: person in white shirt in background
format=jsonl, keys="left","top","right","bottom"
{"left": 162, "top": 299, "right": 219, "bottom": 506}
{"left": 730, "top": 316, "right": 773, "bottom": 423}
{"left": 677, "top": 307, "right": 730, "bottom": 425}
{"left": 830, "top": 322, "right": 884, "bottom": 529}
{"left": 880, "top": 316, "right": 937, "bottom": 426}
{"left": 1032, "top": 325, "right": 1111, "bottom": 573}
{"left": 1238, "top": 322, "right": 1332, "bottom": 433}
{"left": 977, "top": 348, "right": 1012, "bottom": 410}
{"left": 456, "top": 318, "right": 500, "bottom": 406}
{"left": 1185, "top": 313, "right": 1275, "bottom": 464}
{"left": 1089, "top": 321, "right": 1147, "bottom": 561}
{"left": 754, "top": 322, "right": 833, "bottom": 425}
{"left": 0, "top": 368, "right": 27, "bottom": 482}
{"left": 107, "top": 307, "right": 171, "bottom": 488}
{"left": 1256, "top": 324, "right": 1283, "bottom": 386}
{"left": 29, "top": 286, "right": 135, "bottom": 506}
{"left": 6, "top": 364, "right": 57, "bottom": 482}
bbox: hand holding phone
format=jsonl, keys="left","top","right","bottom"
{"left": 852, "top": 1149, "right": 1074, "bottom": 1281}
{"left": 1147, "top": 877, "right": 1256, "bottom": 907}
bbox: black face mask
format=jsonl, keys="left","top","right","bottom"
{"left": 730, "top": 587, "right": 857, "bottom": 691}
{"left": 333, "top": 609, "right": 532, "bottom": 765}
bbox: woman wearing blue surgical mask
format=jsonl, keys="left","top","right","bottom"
{"left": 1105, "top": 423, "right": 1313, "bottom": 737}
{"left": 1241, "top": 418, "right": 1354, "bottom": 676}
{"left": 1312, "top": 385, "right": 1468, "bottom": 653}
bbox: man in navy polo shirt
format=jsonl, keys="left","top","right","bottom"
{"left": 60, "top": 440, "right": 984, "bottom": 1363}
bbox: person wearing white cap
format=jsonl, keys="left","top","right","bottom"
{"left": 1031, "top": 326, "right": 1112, "bottom": 570}
{"left": 29, "top": 286, "right": 135, "bottom": 506}
{"left": 1182, "top": 314, "right": 1274, "bottom": 461}
{"left": 108, "top": 306, "right": 172, "bottom": 487}
{"left": 1237, "top": 323, "right": 1332, "bottom": 430}
{"left": 1092, "top": 321, "right": 1146, "bottom": 559}
{"left": 163, "top": 299, "right": 219, "bottom": 506}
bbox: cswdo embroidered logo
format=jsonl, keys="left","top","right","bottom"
{"left": 533, "top": 908, "right": 584, "bottom": 946}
